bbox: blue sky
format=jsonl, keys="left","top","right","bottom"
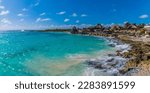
{"left": 0, "top": 0, "right": 150, "bottom": 30}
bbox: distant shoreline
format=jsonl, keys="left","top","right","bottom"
{"left": 38, "top": 29, "right": 71, "bottom": 32}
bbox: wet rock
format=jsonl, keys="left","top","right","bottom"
{"left": 106, "top": 57, "right": 115, "bottom": 62}
{"left": 119, "top": 60, "right": 137, "bottom": 74}
{"left": 108, "top": 54, "right": 116, "bottom": 57}
{"left": 107, "top": 61, "right": 118, "bottom": 67}
{"left": 95, "top": 64, "right": 112, "bottom": 69}
{"left": 108, "top": 43, "right": 116, "bottom": 47}
{"left": 95, "top": 64, "right": 103, "bottom": 69}
{"left": 116, "top": 50, "right": 122, "bottom": 56}
{"left": 86, "top": 60, "right": 98, "bottom": 66}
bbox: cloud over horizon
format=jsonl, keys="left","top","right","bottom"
{"left": 139, "top": 14, "right": 149, "bottom": 19}
{"left": 0, "top": 18, "right": 11, "bottom": 24}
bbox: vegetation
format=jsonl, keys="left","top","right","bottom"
{"left": 71, "top": 23, "right": 149, "bottom": 37}
{"left": 39, "top": 28, "right": 71, "bottom": 32}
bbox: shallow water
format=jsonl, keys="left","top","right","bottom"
{"left": 0, "top": 31, "right": 113, "bottom": 76}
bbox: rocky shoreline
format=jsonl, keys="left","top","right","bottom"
{"left": 86, "top": 37, "right": 130, "bottom": 76}
{"left": 71, "top": 23, "right": 150, "bottom": 76}
{"left": 116, "top": 35, "right": 150, "bottom": 75}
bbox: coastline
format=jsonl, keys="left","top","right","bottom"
{"left": 85, "top": 36, "right": 131, "bottom": 76}
{"left": 70, "top": 24, "right": 150, "bottom": 76}
{"left": 116, "top": 35, "right": 150, "bottom": 75}
{"left": 38, "top": 29, "right": 71, "bottom": 32}
{"left": 1, "top": 29, "right": 149, "bottom": 76}
{"left": 87, "top": 34, "right": 150, "bottom": 76}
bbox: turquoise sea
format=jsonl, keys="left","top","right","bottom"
{"left": 0, "top": 31, "right": 114, "bottom": 76}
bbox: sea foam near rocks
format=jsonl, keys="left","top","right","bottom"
{"left": 84, "top": 37, "right": 131, "bottom": 76}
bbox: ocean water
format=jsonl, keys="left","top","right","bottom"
{"left": 0, "top": 31, "right": 114, "bottom": 76}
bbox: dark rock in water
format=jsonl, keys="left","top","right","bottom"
{"left": 119, "top": 69, "right": 126, "bottom": 74}
{"left": 95, "top": 64, "right": 103, "bottom": 69}
{"left": 86, "top": 60, "right": 101, "bottom": 66}
{"left": 106, "top": 58, "right": 115, "bottom": 62}
{"left": 107, "top": 61, "right": 118, "bottom": 67}
{"left": 86, "top": 61, "right": 97, "bottom": 66}
{"left": 95, "top": 64, "right": 112, "bottom": 69}
{"left": 108, "top": 54, "right": 116, "bottom": 57}
{"left": 108, "top": 43, "right": 116, "bottom": 47}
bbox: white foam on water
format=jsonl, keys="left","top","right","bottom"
{"left": 115, "top": 44, "right": 131, "bottom": 51}
{"left": 84, "top": 38, "right": 131, "bottom": 76}
{"left": 83, "top": 67, "right": 111, "bottom": 76}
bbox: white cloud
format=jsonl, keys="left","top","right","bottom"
{"left": 22, "top": 8, "right": 28, "bottom": 11}
{"left": 81, "top": 14, "right": 87, "bottom": 17}
{"left": 1, "top": 18, "right": 11, "bottom": 24}
{"left": 64, "top": 18, "right": 70, "bottom": 22}
{"left": 56, "top": 11, "right": 66, "bottom": 15}
{"left": 0, "top": 10, "right": 9, "bottom": 15}
{"left": 139, "top": 14, "right": 149, "bottom": 19}
{"left": 17, "top": 13, "right": 24, "bottom": 17}
{"left": 40, "top": 12, "right": 46, "bottom": 16}
{"left": 76, "top": 20, "right": 80, "bottom": 23}
{"left": 72, "top": 13, "right": 77, "bottom": 17}
{"left": 36, "top": 18, "right": 51, "bottom": 22}
{"left": 0, "top": 5, "right": 5, "bottom": 9}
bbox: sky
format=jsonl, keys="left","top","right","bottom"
{"left": 0, "top": 0, "right": 150, "bottom": 30}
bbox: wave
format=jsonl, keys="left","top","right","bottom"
{"left": 84, "top": 37, "right": 130, "bottom": 76}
